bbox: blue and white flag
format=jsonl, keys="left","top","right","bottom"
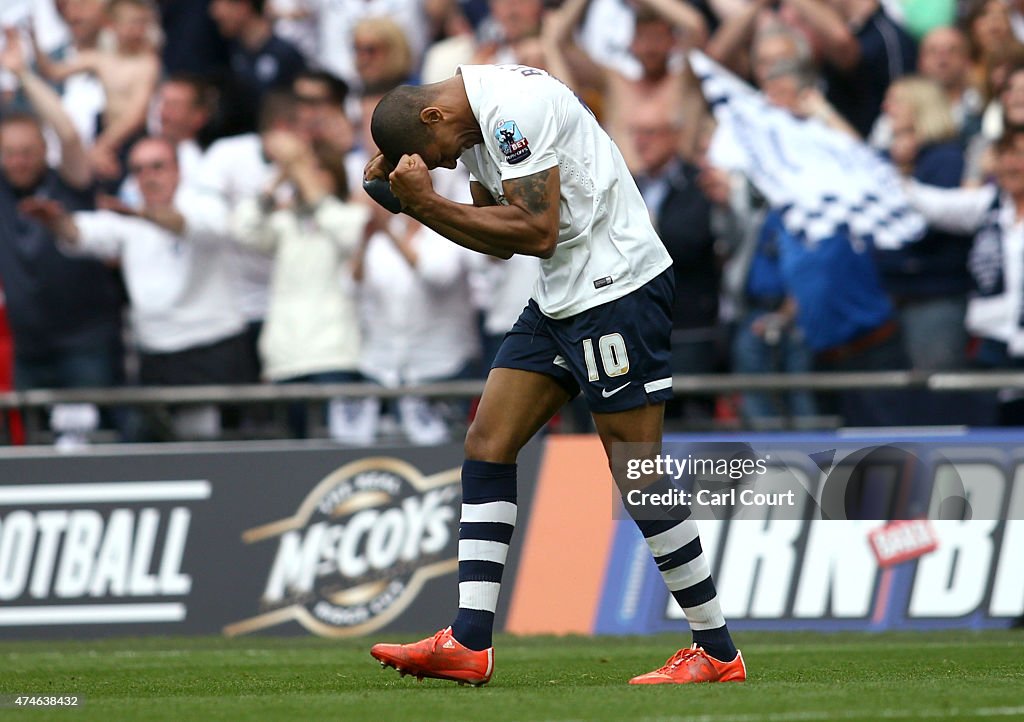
{"left": 689, "top": 51, "right": 925, "bottom": 250}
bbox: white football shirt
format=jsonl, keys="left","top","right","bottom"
{"left": 457, "top": 64, "right": 672, "bottom": 319}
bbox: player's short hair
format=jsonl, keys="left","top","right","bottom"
{"left": 370, "top": 85, "right": 439, "bottom": 167}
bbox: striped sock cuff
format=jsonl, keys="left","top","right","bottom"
{"left": 682, "top": 597, "right": 728, "bottom": 631}
{"left": 459, "top": 581, "right": 502, "bottom": 612}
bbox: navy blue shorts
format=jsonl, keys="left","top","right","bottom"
{"left": 492, "top": 268, "right": 675, "bottom": 413}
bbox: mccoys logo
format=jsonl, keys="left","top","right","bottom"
{"left": 224, "top": 458, "right": 460, "bottom": 638}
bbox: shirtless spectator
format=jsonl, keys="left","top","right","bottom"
{"left": 542, "top": 0, "right": 708, "bottom": 170}
{"left": 35, "top": 0, "right": 160, "bottom": 187}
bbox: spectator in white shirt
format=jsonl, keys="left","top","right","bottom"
{"left": 20, "top": 136, "right": 250, "bottom": 440}
{"left": 231, "top": 130, "right": 373, "bottom": 440}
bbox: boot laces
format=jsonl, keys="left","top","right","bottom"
{"left": 657, "top": 646, "right": 706, "bottom": 674}
{"left": 430, "top": 627, "right": 451, "bottom": 653}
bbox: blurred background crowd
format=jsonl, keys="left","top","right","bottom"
{"left": 1, "top": 0, "right": 1023, "bottom": 444}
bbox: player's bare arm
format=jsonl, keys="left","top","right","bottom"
{"left": 389, "top": 154, "right": 559, "bottom": 259}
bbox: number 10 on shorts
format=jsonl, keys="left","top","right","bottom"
{"left": 582, "top": 333, "right": 629, "bottom": 381}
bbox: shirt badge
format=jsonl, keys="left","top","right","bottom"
{"left": 494, "top": 119, "right": 531, "bottom": 164}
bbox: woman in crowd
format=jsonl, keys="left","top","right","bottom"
{"left": 231, "top": 129, "right": 373, "bottom": 441}
{"left": 877, "top": 75, "right": 971, "bottom": 371}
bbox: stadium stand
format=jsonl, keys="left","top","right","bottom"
{"left": 0, "top": 0, "right": 1021, "bottom": 442}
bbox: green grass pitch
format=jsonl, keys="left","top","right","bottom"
{"left": 0, "top": 631, "right": 1021, "bottom": 721}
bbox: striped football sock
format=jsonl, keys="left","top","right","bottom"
{"left": 628, "top": 478, "right": 737, "bottom": 662}
{"left": 450, "top": 459, "right": 517, "bottom": 651}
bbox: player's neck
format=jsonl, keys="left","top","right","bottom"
{"left": 446, "top": 77, "right": 485, "bottom": 148}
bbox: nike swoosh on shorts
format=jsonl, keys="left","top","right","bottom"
{"left": 601, "top": 382, "right": 630, "bottom": 398}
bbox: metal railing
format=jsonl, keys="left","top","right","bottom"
{"left": 0, "top": 371, "right": 1021, "bottom": 444}
{"left": 2, "top": 370, "right": 1024, "bottom": 411}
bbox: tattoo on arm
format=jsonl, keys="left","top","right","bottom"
{"left": 503, "top": 168, "right": 555, "bottom": 216}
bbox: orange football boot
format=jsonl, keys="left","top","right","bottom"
{"left": 370, "top": 627, "right": 494, "bottom": 686}
{"left": 629, "top": 644, "right": 746, "bottom": 685}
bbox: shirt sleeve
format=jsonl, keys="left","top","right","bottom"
{"left": 903, "top": 181, "right": 997, "bottom": 235}
{"left": 180, "top": 189, "right": 230, "bottom": 241}
{"left": 489, "top": 84, "right": 560, "bottom": 182}
{"left": 69, "top": 210, "right": 133, "bottom": 260}
{"left": 230, "top": 196, "right": 279, "bottom": 254}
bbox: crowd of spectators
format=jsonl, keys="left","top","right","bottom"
{"left": 1, "top": 0, "right": 1024, "bottom": 443}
